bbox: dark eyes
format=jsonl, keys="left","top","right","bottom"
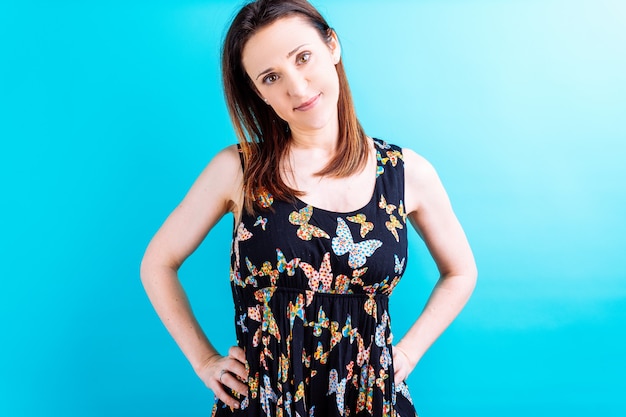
{"left": 263, "top": 74, "right": 279, "bottom": 84}
{"left": 261, "top": 52, "right": 311, "bottom": 85}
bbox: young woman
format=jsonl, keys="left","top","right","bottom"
{"left": 140, "top": 1, "right": 477, "bottom": 416}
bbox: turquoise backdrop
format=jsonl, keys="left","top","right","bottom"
{"left": 1, "top": 0, "right": 625, "bottom": 416}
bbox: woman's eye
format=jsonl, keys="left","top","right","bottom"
{"left": 298, "top": 52, "right": 311, "bottom": 64}
{"left": 263, "top": 74, "right": 279, "bottom": 84}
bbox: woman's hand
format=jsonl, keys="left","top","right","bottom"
{"left": 392, "top": 345, "right": 415, "bottom": 384}
{"left": 196, "top": 346, "right": 248, "bottom": 409}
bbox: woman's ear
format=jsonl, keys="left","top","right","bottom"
{"left": 328, "top": 29, "right": 341, "bottom": 64}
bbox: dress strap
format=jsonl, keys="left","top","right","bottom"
{"left": 236, "top": 144, "right": 245, "bottom": 172}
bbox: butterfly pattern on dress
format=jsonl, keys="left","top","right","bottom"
{"left": 332, "top": 217, "right": 382, "bottom": 269}
{"left": 289, "top": 205, "right": 330, "bottom": 241}
{"left": 214, "top": 140, "right": 417, "bottom": 417}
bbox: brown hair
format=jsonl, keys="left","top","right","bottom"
{"left": 222, "top": 0, "right": 368, "bottom": 213}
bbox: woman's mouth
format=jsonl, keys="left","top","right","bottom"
{"left": 294, "top": 93, "right": 321, "bottom": 111}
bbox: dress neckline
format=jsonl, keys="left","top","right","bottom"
{"left": 292, "top": 139, "right": 381, "bottom": 215}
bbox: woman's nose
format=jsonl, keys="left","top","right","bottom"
{"left": 285, "top": 71, "right": 308, "bottom": 97}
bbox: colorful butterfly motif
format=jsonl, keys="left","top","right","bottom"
{"left": 329, "top": 321, "right": 343, "bottom": 350}
{"left": 309, "top": 306, "right": 330, "bottom": 337}
{"left": 375, "top": 311, "right": 389, "bottom": 348}
{"left": 332, "top": 218, "right": 382, "bottom": 269}
{"left": 376, "top": 368, "right": 388, "bottom": 393}
{"left": 356, "top": 334, "right": 372, "bottom": 367}
{"left": 236, "top": 313, "right": 248, "bottom": 333}
{"left": 342, "top": 315, "right": 358, "bottom": 343}
{"left": 278, "top": 353, "right": 290, "bottom": 383}
{"left": 299, "top": 252, "right": 333, "bottom": 293}
{"left": 254, "top": 288, "right": 281, "bottom": 341}
{"left": 254, "top": 215, "right": 268, "bottom": 230}
{"left": 364, "top": 295, "right": 377, "bottom": 318}
{"left": 314, "top": 341, "right": 330, "bottom": 364}
{"left": 288, "top": 293, "right": 305, "bottom": 330}
{"left": 276, "top": 249, "right": 300, "bottom": 276}
{"left": 345, "top": 360, "right": 355, "bottom": 380}
{"left": 379, "top": 346, "right": 392, "bottom": 370}
{"left": 248, "top": 372, "right": 259, "bottom": 399}
{"left": 294, "top": 381, "right": 305, "bottom": 402}
{"left": 350, "top": 267, "right": 368, "bottom": 287}
{"left": 398, "top": 200, "right": 408, "bottom": 223}
{"left": 256, "top": 187, "right": 274, "bottom": 209}
{"left": 394, "top": 254, "right": 406, "bottom": 274}
{"left": 378, "top": 195, "right": 397, "bottom": 215}
{"left": 346, "top": 213, "right": 374, "bottom": 238}
{"left": 301, "top": 349, "right": 311, "bottom": 368}
{"left": 260, "top": 260, "right": 280, "bottom": 285}
{"left": 244, "top": 257, "right": 260, "bottom": 287}
{"left": 280, "top": 391, "right": 293, "bottom": 417}
{"left": 377, "top": 150, "right": 389, "bottom": 166}
{"left": 236, "top": 221, "right": 253, "bottom": 241}
{"left": 385, "top": 150, "right": 403, "bottom": 167}
{"left": 289, "top": 205, "right": 330, "bottom": 241}
{"left": 385, "top": 214, "right": 403, "bottom": 242}
{"left": 375, "top": 139, "right": 391, "bottom": 150}
{"left": 334, "top": 274, "right": 351, "bottom": 294}
{"left": 395, "top": 381, "right": 414, "bottom": 405}
{"left": 356, "top": 365, "right": 375, "bottom": 414}
{"left": 260, "top": 374, "right": 278, "bottom": 415}
{"left": 328, "top": 368, "right": 347, "bottom": 416}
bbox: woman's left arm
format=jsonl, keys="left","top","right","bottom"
{"left": 393, "top": 148, "right": 478, "bottom": 383}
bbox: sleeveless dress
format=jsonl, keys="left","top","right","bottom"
{"left": 212, "top": 139, "right": 418, "bottom": 417}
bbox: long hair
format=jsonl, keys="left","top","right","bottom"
{"left": 222, "top": 0, "right": 368, "bottom": 214}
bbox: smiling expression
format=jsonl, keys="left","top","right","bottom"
{"left": 242, "top": 16, "right": 341, "bottom": 135}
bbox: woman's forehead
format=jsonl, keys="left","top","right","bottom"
{"left": 242, "top": 16, "right": 323, "bottom": 70}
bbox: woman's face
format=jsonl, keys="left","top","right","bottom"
{"left": 242, "top": 15, "right": 341, "bottom": 136}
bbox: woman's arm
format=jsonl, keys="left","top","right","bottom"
{"left": 393, "top": 148, "right": 478, "bottom": 383}
{"left": 140, "top": 145, "right": 247, "bottom": 408}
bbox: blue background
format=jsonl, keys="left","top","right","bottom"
{"left": 1, "top": 0, "right": 625, "bottom": 416}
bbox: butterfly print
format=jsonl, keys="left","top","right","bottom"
{"left": 309, "top": 306, "right": 330, "bottom": 337}
{"left": 378, "top": 195, "right": 397, "bottom": 215}
{"left": 276, "top": 249, "right": 300, "bottom": 276}
{"left": 314, "top": 341, "right": 330, "bottom": 364}
{"left": 289, "top": 205, "right": 330, "bottom": 241}
{"left": 328, "top": 369, "right": 348, "bottom": 416}
{"left": 398, "top": 200, "right": 408, "bottom": 223}
{"left": 256, "top": 187, "right": 274, "bottom": 209}
{"left": 394, "top": 254, "right": 406, "bottom": 274}
{"left": 385, "top": 150, "right": 403, "bottom": 166}
{"left": 288, "top": 293, "right": 306, "bottom": 330}
{"left": 346, "top": 213, "right": 374, "bottom": 238}
{"left": 237, "top": 313, "right": 248, "bottom": 333}
{"left": 260, "top": 374, "right": 278, "bottom": 415}
{"left": 299, "top": 252, "right": 333, "bottom": 293}
{"left": 386, "top": 214, "right": 403, "bottom": 242}
{"left": 334, "top": 274, "right": 351, "bottom": 294}
{"left": 332, "top": 218, "right": 382, "bottom": 269}
{"left": 342, "top": 315, "right": 358, "bottom": 343}
{"left": 254, "top": 215, "right": 268, "bottom": 230}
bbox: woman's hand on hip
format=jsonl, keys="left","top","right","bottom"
{"left": 392, "top": 345, "right": 415, "bottom": 384}
{"left": 196, "top": 346, "right": 248, "bottom": 409}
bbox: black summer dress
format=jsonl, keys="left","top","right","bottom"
{"left": 211, "top": 139, "right": 419, "bottom": 417}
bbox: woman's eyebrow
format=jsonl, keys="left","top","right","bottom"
{"left": 256, "top": 44, "right": 309, "bottom": 80}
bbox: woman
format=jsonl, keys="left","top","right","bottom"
{"left": 140, "top": 0, "right": 477, "bottom": 416}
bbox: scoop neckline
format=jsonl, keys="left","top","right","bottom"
{"left": 292, "top": 139, "right": 381, "bottom": 216}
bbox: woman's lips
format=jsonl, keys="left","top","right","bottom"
{"left": 294, "top": 93, "right": 321, "bottom": 111}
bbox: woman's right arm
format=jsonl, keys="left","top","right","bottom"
{"left": 140, "top": 145, "right": 247, "bottom": 409}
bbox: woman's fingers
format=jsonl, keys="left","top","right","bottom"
{"left": 227, "top": 346, "right": 249, "bottom": 382}
{"left": 196, "top": 348, "right": 249, "bottom": 408}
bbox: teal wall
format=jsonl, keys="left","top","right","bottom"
{"left": 1, "top": 1, "right": 624, "bottom": 415}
